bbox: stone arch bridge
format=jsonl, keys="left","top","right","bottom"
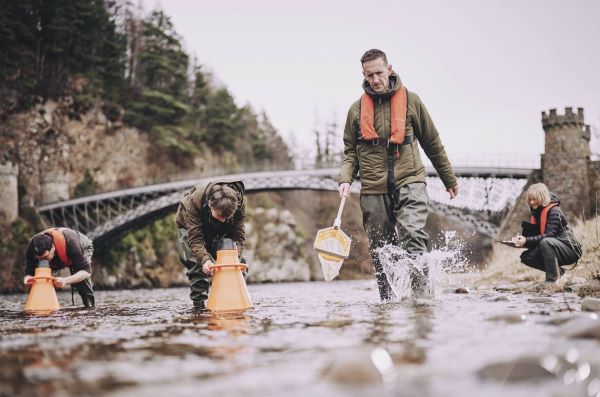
{"left": 37, "top": 166, "right": 532, "bottom": 246}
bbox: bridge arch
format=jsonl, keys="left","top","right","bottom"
{"left": 38, "top": 167, "right": 530, "bottom": 246}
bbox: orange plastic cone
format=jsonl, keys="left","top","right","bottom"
{"left": 24, "top": 263, "right": 60, "bottom": 315}
{"left": 206, "top": 241, "right": 253, "bottom": 312}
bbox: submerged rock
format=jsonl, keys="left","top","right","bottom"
{"left": 581, "top": 297, "right": 600, "bottom": 312}
{"left": 453, "top": 287, "right": 470, "bottom": 294}
{"left": 478, "top": 356, "right": 556, "bottom": 383}
{"left": 486, "top": 313, "right": 526, "bottom": 323}
{"left": 528, "top": 297, "right": 555, "bottom": 304}
{"left": 544, "top": 313, "right": 579, "bottom": 326}
{"left": 558, "top": 316, "right": 600, "bottom": 339}
{"left": 311, "top": 318, "right": 354, "bottom": 328}
{"left": 494, "top": 284, "right": 512, "bottom": 292}
{"left": 321, "top": 352, "right": 383, "bottom": 385}
{"left": 484, "top": 295, "right": 511, "bottom": 302}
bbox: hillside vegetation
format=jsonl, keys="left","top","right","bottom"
{"left": 0, "top": 0, "right": 295, "bottom": 292}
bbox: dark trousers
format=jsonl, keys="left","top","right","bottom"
{"left": 360, "top": 183, "right": 430, "bottom": 301}
{"left": 71, "top": 271, "right": 95, "bottom": 307}
{"left": 52, "top": 268, "right": 95, "bottom": 307}
{"left": 177, "top": 228, "right": 210, "bottom": 308}
{"left": 520, "top": 230, "right": 581, "bottom": 282}
{"left": 176, "top": 228, "right": 247, "bottom": 308}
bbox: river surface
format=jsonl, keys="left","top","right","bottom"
{"left": 1, "top": 279, "right": 599, "bottom": 397}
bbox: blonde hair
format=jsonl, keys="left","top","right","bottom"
{"left": 526, "top": 183, "right": 551, "bottom": 206}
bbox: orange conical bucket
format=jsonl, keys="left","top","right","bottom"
{"left": 24, "top": 266, "right": 60, "bottom": 315}
{"left": 206, "top": 242, "right": 253, "bottom": 312}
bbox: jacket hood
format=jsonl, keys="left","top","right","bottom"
{"left": 530, "top": 192, "right": 560, "bottom": 216}
{"left": 362, "top": 71, "right": 402, "bottom": 99}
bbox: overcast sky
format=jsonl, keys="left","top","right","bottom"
{"left": 139, "top": 0, "right": 600, "bottom": 166}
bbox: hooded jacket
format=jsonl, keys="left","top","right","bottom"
{"left": 525, "top": 193, "right": 570, "bottom": 248}
{"left": 24, "top": 228, "right": 92, "bottom": 276}
{"left": 175, "top": 180, "right": 246, "bottom": 265}
{"left": 338, "top": 72, "right": 457, "bottom": 194}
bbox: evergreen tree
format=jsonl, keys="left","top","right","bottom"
{"left": 124, "top": 10, "right": 190, "bottom": 133}
{"left": 0, "top": 1, "right": 291, "bottom": 170}
{"left": 138, "top": 10, "right": 188, "bottom": 97}
{"left": 0, "top": 0, "right": 125, "bottom": 106}
{"left": 202, "top": 87, "right": 238, "bottom": 150}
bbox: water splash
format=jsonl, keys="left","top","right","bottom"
{"left": 375, "top": 231, "right": 477, "bottom": 300}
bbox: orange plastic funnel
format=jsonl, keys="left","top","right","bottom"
{"left": 24, "top": 262, "right": 60, "bottom": 315}
{"left": 206, "top": 240, "right": 253, "bottom": 312}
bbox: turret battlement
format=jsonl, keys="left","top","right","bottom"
{"left": 542, "top": 107, "right": 585, "bottom": 131}
{"left": 541, "top": 106, "right": 594, "bottom": 219}
{"left": 0, "top": 161, "right": 19, "bottom": 177}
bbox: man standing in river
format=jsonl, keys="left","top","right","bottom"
{"left": 24, "top": 227, "right": 95, "bottom": 307}
{"left": 338, "top": 49, "right": 458, "bottom": 301}
{"left": 175, "top": 180, "right": 246, "bottom": 310}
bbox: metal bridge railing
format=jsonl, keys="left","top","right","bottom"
{"left": 142, "top": 152, "right": 540, "bottom": 188}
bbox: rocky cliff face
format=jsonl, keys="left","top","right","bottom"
{"left": 90, "top": 205, "right": 314, "bottom": 289}
{"left": 3, "top": 98, "right": 233, "bottom": 207}
{"left": 1, "top": 99, "right": 322, "bottom": 293}
{"left": 245, "top": 208, "right": 311, "bottom": 282}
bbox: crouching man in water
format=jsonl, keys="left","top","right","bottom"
{"left": 175, "top": 180, "right": 246, "bottom": 310}
{"left": 512, "top": 183, "right": 582, "bottom": 288}
{"left": 24, "top": 227, "right": 95, "bottom": 307}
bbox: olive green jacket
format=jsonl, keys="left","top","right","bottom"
{"left": 175, "top": 180, "right": 246, "bottom": 265}
{"left": 338, "top": 72, "right": 457, "bottom": 194}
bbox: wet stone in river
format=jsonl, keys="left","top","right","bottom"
{"left": 581, "top": 297, "right": 600, "bottom": 312}
{"left": 321, "top": 351, "right": 384, "bottom": 385}
{"left": 478, "top": 356, "right": 556, "bottom": 383}
{"left": 484, "top": 295, "right": 511, "bottom": 302}
{"left": 486, "top": 313, "right": 527, "bottom": 323}
{"left": 558, "top": 316, "right": 600, "bottom": 339}
{"left": 493, "top": 284, "right": 512, "bottom": 292}
{"left": 453, "top": 287, "right": 470, "bottom": 294}
{"left": 528, "top": 297, "right": 555, "bottom": 304}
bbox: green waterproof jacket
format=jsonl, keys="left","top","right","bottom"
{"left": 338, "top": 72, "right": 457, "bottom": 194}
{"left": 175, "top": 179, "right": 246, "bottom": 265}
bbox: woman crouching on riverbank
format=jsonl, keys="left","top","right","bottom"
{"left": 512, "top": 183, "right": 582, "bottom": 288}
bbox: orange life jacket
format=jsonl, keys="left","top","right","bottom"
{"left": 43, "top": 228, "right": 72, "bottom": 266}
{"left": 360, "top": 85, "right": 407, "bottom": 144}
{"left": 530, "top": 203, "right": 558, "bottom": 234}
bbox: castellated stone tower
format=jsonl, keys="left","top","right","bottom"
{"left": 40, "top": 170, "right": 70, "bottom": 205}
{"left": 0, "top": 162, "right": 19, "bottom": 225}
{"left": 541, "top": 107, "right": 591, "bottom": 219}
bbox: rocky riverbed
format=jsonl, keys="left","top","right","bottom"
{"left": 2, "top": 278, "right": 600, "bottom": 397}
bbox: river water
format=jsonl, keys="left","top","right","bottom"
{"left": 1, "top": 275, "right": 600, "bottom": 397}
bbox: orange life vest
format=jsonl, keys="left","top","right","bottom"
{"left": 530, "top": 203, "right": 558, "bottom": 234}
{"left": 43, "top": 228, "right": 72, "bottom": 266}
{"left": 360, "top": 85, "right": 407, "bottom": 144}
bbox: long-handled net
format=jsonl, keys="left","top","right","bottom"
{"left": 313, "top": 194, "right": 352, "bottom": 282}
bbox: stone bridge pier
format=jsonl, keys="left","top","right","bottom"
{"left": 0, "top": 162, "right": 19, "bottom": 225}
